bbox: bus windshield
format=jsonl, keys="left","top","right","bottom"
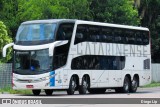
{"left": 16, "top": 23, "right": 56, "bottom": 42}
{"left": 14, "top": 49, "right": 52, "bottom": 75}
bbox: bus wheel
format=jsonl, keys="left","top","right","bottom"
{"left": 45, "top": 89, "right": 53, "bottom": 96}
{"left": 67, "top": 76, "right": 77, "bottom": 95}
{"left": 79, "top": 76, "right": 89, "bottom": 94}
{"left": 130, "top": 77, "right": 138, "bottom": 93}
{"left": 122, "top": 76, "right": 130, "bottom": 93}
{"left": 32, "top": 89, "right": 41, "bottom": 96}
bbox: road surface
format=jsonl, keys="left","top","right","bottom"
{"left": 0, "top": 87, "right": 160, "bottom": 107}
{"left": 0, "top": 87, "right": 160, "bottom": 98}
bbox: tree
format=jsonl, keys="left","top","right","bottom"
{"left": 134, "top": 0, "right": 160, "bottom": 27}
{"left": 0, "top": 0, "right": 19, "bottom": 38}
{"left": 58, "top": 0, "right": 92, "bottom": 20}
{"left": 17, "top": 0, "right": 92, "bottom": 21}
{"left": 0, "top": 21, "right": 12, "bottom": 63}
{"left": 134, "top": 0, "right": 160, "bottom": 62}
{"left": 90, "top": 0, "right": 140, "bottom": 25}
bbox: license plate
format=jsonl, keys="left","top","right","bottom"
{"left": 26, "top": 85, "right": 34, "bottom": 88}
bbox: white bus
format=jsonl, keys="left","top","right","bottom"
{"left": 3, "top": 19, "right": 151, "bottom": 95}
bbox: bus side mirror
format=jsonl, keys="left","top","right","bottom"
{"left": 2, "top": 43, "right": 14, "bottom": 57}
{"left": 49, "top": 40, "right": 68, "bottom": 56}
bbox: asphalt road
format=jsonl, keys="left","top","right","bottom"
{"left": 0, "top": 87, "right": 160, "bottom": 98}
{"left": 0, "top": 87, "right": 160, "bottom": 107}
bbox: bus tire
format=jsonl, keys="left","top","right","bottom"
{"left": 32, "top": 89, "right": 41, "bottom": 96}
{"left": 130, "top": 77, "right": 138, "bottom": 93}
{"left": 122, "top": 76, "right": 130, "bottom": 93}
{"left": 45, "top": 89, "right": 53, "bottom": 96}
{"left": 67, "top": 76, "right": 77, "bottom": 95}
{"left": 79, "top": 76, "right": 89, "bottom": 94}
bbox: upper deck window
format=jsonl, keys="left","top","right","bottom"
{"left": 16, "top": 23, "right": 56, "bottom": 42}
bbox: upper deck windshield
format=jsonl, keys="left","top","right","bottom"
{"left": 15, "top": 23, "right": 56, "bottom": 45}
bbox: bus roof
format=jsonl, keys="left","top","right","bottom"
{"left": 22, "top": 19, "right": 76, "bottom": 24}
{"left": 22, "top": 19, "right": 149, "bottom": 31}
{"left": 76, "top": 20, "right": 149, "bottom": 31}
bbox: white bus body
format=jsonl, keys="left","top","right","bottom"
{"left": 3, "top": 19, "right": 151, "bottom": 95}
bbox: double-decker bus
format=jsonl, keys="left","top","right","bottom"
{"left": 3, "top": 19, "right": 151, "bottom": 95}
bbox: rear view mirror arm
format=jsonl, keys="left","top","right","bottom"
{"left": 3, "top": 43, "right": 14, "bottom": 57}
{"left": 49, "top": 40, "right": 68, "bottom": 56}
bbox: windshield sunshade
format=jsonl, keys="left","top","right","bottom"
{"left": 16, "top": 23, "right": 56, "bottom": 42}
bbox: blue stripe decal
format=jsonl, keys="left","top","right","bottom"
{"left": 50, "top": 71, "right": 55, "bottom": 86}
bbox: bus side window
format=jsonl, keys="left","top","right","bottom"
{"left": 75, "top": 33, "right": 84, "bottom": 43}
{"left": 99, "top": 56, "right": 107, "bottom": 70}
{"left": 107, "top": 56, "right": 114, "bottom": 70}
{"left": 71, "top": 55, "right": 125, "bottom": 70}
{"left": 142, "top": 31, "right": 149, "bottom": 45}
{"left": 120, "top": 30, "right": 126, "bottom": 44}
{"left": 56, "top": 23, "right": 74, "bottom": 41}
{"left": 114, "top": 28, "right": 123, "bottom": 43}
{"left": 74, "top": 25, "right": 87, "bottom": 44}
{"left": 89, "top": 56, "right": 95, "bottom": 69}
{"left": 126, "top": 30, "right": 135, "bottom": 44}
{"left": 108, "top": 56, "right": 125, "bottom": 70}
{"left": 71, "top": 57, "right": 82, "bottom": 69}
{"left": 102, "top": 27, "right": 113, "bottom": 43}
{"left": 53, "top": 23, "right": 74, "bottom": 70}
{"left": 120, "top": 56, "right": 125, "bottom": 70}
{"left": 115, "top": 56, "right": 125, "bottom": 70}
{"left": 88, "top": 25, "right": 101, "bottom": 42}
{"left": 135, "top": 32, "right": 142, "bottom": 45}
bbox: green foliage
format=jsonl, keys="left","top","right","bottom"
{"left": 0, "top": 0, "right": 19, "bottom": 37}
{"left": 59, "top": 0, "right": 92, "bottom": 19}
{"left": 141, "top": 82, "right": 160, "bottom": 88}
{"left": 136, "top": 0, "right": 160, "bottom": 62}
{"left": 0, "top": 0, "right": 141, "bottom": 37}
{"left": 1, "top": 0, "right": 153, "bottom": 62}
{"left": 0, "top": 21, "right": 12, "bottom": 63}
{"left": 90, "top": 0, "right": 140, "bottom": 25}
{"left": 0, "top": 87, "right": 32, "bottom": 94}
{"left": 138, "top": 0, "right": 160, "bottom": 27}
{"left": 17, "top": 0, "right": 92, "bottom": 21}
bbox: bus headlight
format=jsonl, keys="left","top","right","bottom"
{"left": 40, "top": 76, "right": 50, "bottom": 81}
{"left": 40, "top": 74, "right": 56, "bottom": 81}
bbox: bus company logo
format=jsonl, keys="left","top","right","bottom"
{"left": 76, "top": 42, "right": 149, "bottom": 57}
{"left": 2, "top": 99, "right": 11, "bottom": 104}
